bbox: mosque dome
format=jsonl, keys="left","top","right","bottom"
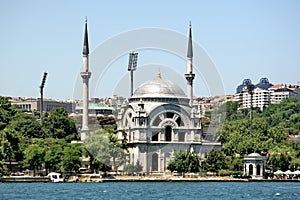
{"left": 132, "top": 77, "right": 187, "bottom": 99}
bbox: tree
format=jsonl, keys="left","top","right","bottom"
{"left": 42, "top": 107, "right": 79, "bottom": 141}
{"left": 44, "top": 138, "right": 66, "bottom": 172}
{"left": 62, "top": 143, "right": 82, "bottom": 172}
{"left": 123, "top": 160, "right": 143, "bottom": 175}
{"left": 167, "top": 150, "right": 202, "bottom": 173}
{"left": 8, "top": 112, "right": 43, "bottom": 138}
{"left": 84, "top": 129, "right": 127, "bottom": 172}
{"left": 84, "top": 133, "right": 111, "bottom": 168}
{"left": 0, "top": 96, "right": 16, "bottom": 130}
{"left": 23, "top": 139, "right": 46, "bottom": 175}
{"left": 225, "top": 155, "right": 243, "bottom": 172}
{"left": 203, "top": 149, "right": 227, "bottom": 173}
{"left": 0, "top": 128, "right": 23, "bottom": 170}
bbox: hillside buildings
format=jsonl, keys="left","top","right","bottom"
{"left": 235, "top": 78, "right": 300, "bottom": 110}
{"left": 10, "top": 97, "right": 73, "bottom": 113}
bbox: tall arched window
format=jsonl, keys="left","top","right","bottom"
{"left": 152, "top": 153, "right": 158, "bottom": 171}
{"left": 257, "top": 165, "right": 261, "bottom": 176}
{"left": 165, "top": 126, "right": 172, "bottom": 141}
{"left": 249, "top": 164, "right": 253, "bottom": 175}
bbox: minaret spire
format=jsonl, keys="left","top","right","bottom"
{"left": 187, "top": 21, "right": 193, "bottom": 59}
{"left": 80, "top": 17, "right": 91, "bottom": 140}
{"left": 185, "top": 21, "right": 195, "bottom": 107}
{"left": 83, "top": 17, "right": 89, "bottom": 56}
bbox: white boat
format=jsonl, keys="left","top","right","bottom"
{"left": 47, "top": 172, "right": 64, "bottom": 183}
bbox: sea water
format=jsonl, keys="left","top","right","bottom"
{"left": 0, "top": 182, "right": 299, "bottom": 200}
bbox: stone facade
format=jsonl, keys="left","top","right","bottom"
{"left": 244, "top": 153, "right": 265, "bottom": 179}
{"left": 117, "top": 76, "right": 221, "bottom": 173}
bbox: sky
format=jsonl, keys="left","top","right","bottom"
{"left": 1, "top": 0, "right": 299, "bottom": 100}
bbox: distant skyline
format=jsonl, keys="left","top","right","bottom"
{"left": 1, "top": 0, "right": 299, "bottom": 100}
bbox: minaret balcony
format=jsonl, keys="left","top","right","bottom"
{"left": 81, "top": 72, "right": 91, "bottom": 79}
{"left": 185, "top": 73, "right": 195, "bottom": 82}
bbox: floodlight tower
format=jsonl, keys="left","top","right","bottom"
{"left": 247, "top": 84, "right": 255, "bottom": 137}
{"left": 128, "top": 52, "right": 138, "bottom": 97}
{"left": 39, "top": 72, "right": 48, "bottom": 123}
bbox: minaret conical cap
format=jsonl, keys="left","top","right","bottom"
{"left": 83, "top": 17, "right": 89, "bottom": 55}
{"left": 187, "top": 21, "right": 193, "bottom": 58}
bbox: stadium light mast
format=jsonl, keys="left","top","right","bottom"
{"left": 39, "top": 72, "right": 48, "bottom": 123}
{"left": 247, "top": 84, "right": 255, "bottom": 137}
{"left": 128, "top": 52, "right": 138, "bottom": 97}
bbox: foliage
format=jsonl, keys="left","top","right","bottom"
{"left": 84, "top": 129, "right": 127, "bottom": 172}
{"left": 167, "top": 150, "right": 201, "bottom": 173}
{"left": 123, "top": 160, "right": 143, "bottom": 174}
{"left": 0, "top": 96, "right": 16, "bottom": 130}
{"left": 23, "top": 139, "right": 46, "bottom": 173}
{"left": 8, "top": 112, "right": 43, "bottom": 138}
{"left": 225, "top": 155, "right": 244, "bottom": 172}
{"left": 42, "top": 107, "right": 79, "bottom": 141}
{"left": 61, "top": 143, "right": 82, "bottom": 172}
{"left": 0, "top": 97, "right": 86, "bottom": 175}
{"left": 218, "top": 97, "right": 300, "bottom": 172}
{"left": 44, "top": 138, "right": 67, "bottom": 172}
{"left": 203, "top": 149, "right": 227, "bottom": 172}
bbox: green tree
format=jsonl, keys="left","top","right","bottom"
{"left": 203, "top": 149, "right": 227, "bottom": 172}
{"left": 44, "top": 138, "right": 66, "bottom": 172}
{"left": 167, "top": 150, "right": 201, "bottom": 173}
{"left": 23, "top": 139, "right": 46, "bottom": 175}
{"left": 0, "top": 96, "right": 16, "bottom": 130}
{"left": 123, "top": 160, "right": 143, "bottom": 175}
{"left": 84, "top": 133, "right": 111, "bottom": 167}
{"left": 62, "top": 143, "right": 82, "bottom": 172}
{"left": 8, "top": 112, "right": 43, "bottom": 138}
{"left": 85, "top": 129, "right": 127, "bottom": 172}
{"left": 42, "top": 107, "right": 79, "bottom": 141}
{"left": 225, "top": 155, "right": 244, "bottom": 172}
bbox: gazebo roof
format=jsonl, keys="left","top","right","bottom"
{"left": 244, "top": 153, "right": 265, "bottom": 161}
{"left": 248, "top": 153, "right": 263, "bottom": 157}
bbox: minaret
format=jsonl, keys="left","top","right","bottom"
{"left": 185, "top": 21, "right": 195, "bottom": 107}
{"left": 80, "top": 18, "right": 91, "bottom": 140}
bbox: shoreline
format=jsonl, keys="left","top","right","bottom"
{"left": 2, "top": 175, "right": 300, "bottom": 183}
{"left": 99, "top": 176, "right": 300, "bottom": 183}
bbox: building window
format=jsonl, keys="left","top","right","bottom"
{"left": 178, "top": 132, "right": 185, "bottom": 142}
{"left": 152, "top": 132, "right": 159, "bottom": 141}
{"left": 165, "top": 126, "right": 172, "bottom": 141}
{"left": 152, "top": 153, "right": 158, "bottom": 171}
{"left": 249, "top": 164, "right": 253, "bottom": 175}
{"left": 257, "top": 165, "right": 261, "bottom": 176}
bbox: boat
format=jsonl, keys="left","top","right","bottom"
{"left": 47, "top": 172, "right": 64, "bottom": 183}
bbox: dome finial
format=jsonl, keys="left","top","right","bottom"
{"left": 157, "top": 68, "right": 161, "bottom": 79}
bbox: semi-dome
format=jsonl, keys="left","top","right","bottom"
{"left": 132, "top": 78, "right": 187, "bottom": 99}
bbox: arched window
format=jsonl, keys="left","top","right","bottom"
{"left": 165, "top": 126, "right": 172, "bottom": 141}
{"left": 257, "top": 164, "right": 261, "bottom": 176}
{"left": 152, "top": 153, "right": 158, "bottom": 171}
{"left": 249, "top": 164, "right": 253, "bottom": 175}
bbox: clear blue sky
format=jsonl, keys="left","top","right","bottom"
{"left": 1, "top": 0, "right": 299, "bottom": 100}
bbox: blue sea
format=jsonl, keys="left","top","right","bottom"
{"left": 0, "top": 182, "right": 299, "bottom": 200}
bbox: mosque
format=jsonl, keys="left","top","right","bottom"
{"left": 116, "top": 24, "right": 221, "bottom": 173}
{"left": 80, "top": 19, "right": 221, "bottom": 173}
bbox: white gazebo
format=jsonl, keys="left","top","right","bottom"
{"left": 244, "top": 153, "right": 266, "bottom": 179}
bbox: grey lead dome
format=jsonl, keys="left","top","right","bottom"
{"left": 132, "top": 78, "right": 187, "bottom": 99}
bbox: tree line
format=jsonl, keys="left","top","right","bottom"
{"left": 1, "top": 96, "right": 299, "bottom": 176}
{"left": 167, "top": 97, "right": 300, "bottom": 175}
